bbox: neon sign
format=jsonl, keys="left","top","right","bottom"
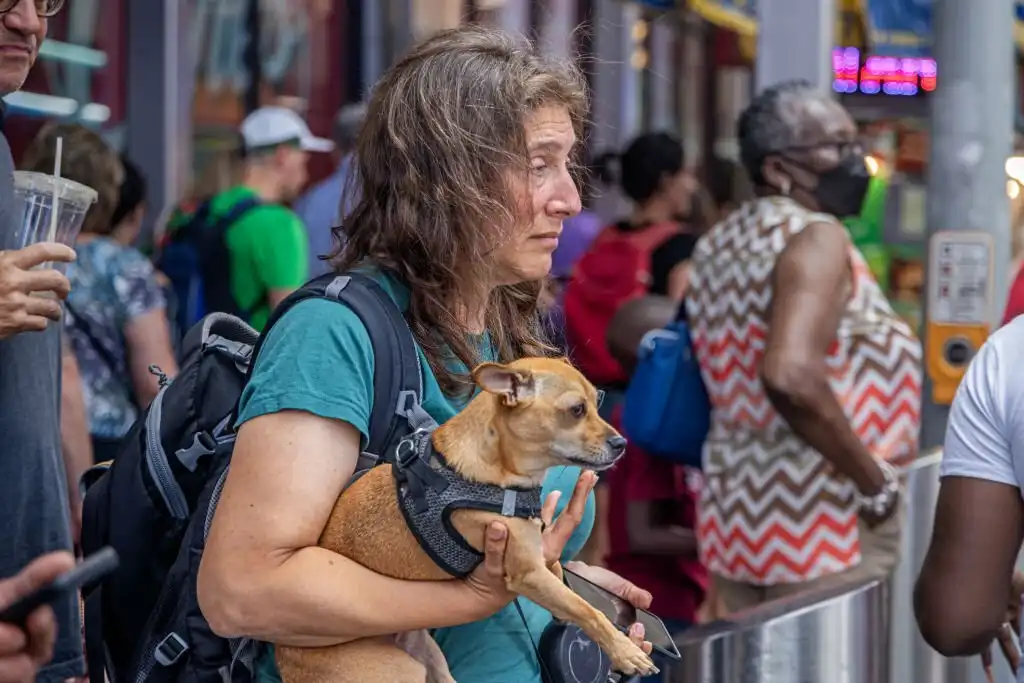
{"left": 832, "top": 47, "right": 937, "bottom": 97}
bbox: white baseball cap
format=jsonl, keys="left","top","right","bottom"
{"left": 240, "top": 106, "right": 335, "bottom": 153}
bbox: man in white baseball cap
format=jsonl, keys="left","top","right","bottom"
{"left": 240, "top": 105, "right": 336, "bottom": 154}
{"left": 165, "top": 106, "right": 335, "bottom": 333}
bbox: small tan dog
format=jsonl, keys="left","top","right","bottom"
{"left": 276, "top": 357, "right": 658, "bottom": 682}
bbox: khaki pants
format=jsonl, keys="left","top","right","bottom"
{"left": 713, "top": 502, "right": 904, "bottom": 614}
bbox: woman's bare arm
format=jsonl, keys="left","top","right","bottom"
{"left": 198, "top": 409, "right": 504, "bottom": 646}
{"left": 124, "top": 308, "right": 178, "bottom": 406}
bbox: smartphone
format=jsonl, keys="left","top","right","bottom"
{"left": 0, "top": 547, "right": 119, "bottom": 626}
{"left": 563, "top": 567, "right": 682, "bottom": 661}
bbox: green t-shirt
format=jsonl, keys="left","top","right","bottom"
{"left": 208, "top": 186, "right": 309, "bottom": 331}
{"left": 237, "top": 268, "right": 595, "bottom": 683}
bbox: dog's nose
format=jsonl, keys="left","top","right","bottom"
{"left": 606, "top": 435, "right": 627, "bottom": 456}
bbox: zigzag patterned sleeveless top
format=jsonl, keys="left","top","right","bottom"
{"left": 685, "top": 196, "right": 922, "bottom": 585}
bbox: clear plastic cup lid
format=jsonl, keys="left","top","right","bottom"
{"left": 12, "top": 171, "right": 98, "bottom": 207}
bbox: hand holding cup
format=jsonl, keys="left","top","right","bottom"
{"left": 0, "top": 243, "right": 75, "bottom": 340}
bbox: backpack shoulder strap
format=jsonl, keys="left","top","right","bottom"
{"left": 207, "top": 196, "right": 262, "bottom": 237}
{"left": 171, "top": 199, "right": 214, "bottom": 243}
{"left": 249, "top": 272, "right": 423, "bottom": 467}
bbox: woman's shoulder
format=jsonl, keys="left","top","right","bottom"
{"left": 259, "top": 297, "right": 375, "bottom": 360}
{"left": 239, "top": 296, "right": 379, "bottom": 435}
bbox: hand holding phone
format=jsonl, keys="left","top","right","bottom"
{"left": 0, "top": 547, "right": 118, "bottom": 627}
{"left": 0, "top": 551, "right": 78, "bottom": 683}
{"left": 563, "top": 567, "right": 682, "bottom": 662}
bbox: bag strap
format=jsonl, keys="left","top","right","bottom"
{"left": 247, "top": 271, "right": 423, "bottom": 468}
{"left": 64, "top": 300, "right": 139, "bottom": 409}
{"left": 206, "top": 196, "right": 262, "bottom": 238}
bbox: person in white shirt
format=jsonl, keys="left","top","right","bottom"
{"left": 915, "top": 317, "right": 1024, "bottom": 679}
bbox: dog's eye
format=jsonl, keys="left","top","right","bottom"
{"left": 570, "top": 402, "right": 587, "bottom": 419}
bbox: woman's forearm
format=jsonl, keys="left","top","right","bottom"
{"left": 201, "top": 546, "right": 497, "bottom": 647}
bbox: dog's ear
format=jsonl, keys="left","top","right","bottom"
{"left": 472, "top": 363, "right": 536, "bottom": 407}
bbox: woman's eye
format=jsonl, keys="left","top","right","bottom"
{"left": 570, "top": 402, "right": 586, "bottom": 419}
{"left": 531, "top": 164, "right": 547, "bottom": 176}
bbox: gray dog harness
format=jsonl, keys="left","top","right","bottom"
{"left": 392, "top": 426, "right": 544, "bottom": 578}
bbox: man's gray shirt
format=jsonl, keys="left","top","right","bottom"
{"left": 0, "top": 128, "right": 84, "bottom": 680}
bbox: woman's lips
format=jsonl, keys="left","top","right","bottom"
{"left": 530, "top": 234, "right": 560, "bottom": 250}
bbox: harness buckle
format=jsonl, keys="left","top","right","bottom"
{"left": 395, "top": 428, "right": 431, "bottom": 469}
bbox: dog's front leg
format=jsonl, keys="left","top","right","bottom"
{"left": 394, "top": 631, "right": 456, "bottom": 683}
{"left": 503, "top": 522, "right": 657, "bottom": 677}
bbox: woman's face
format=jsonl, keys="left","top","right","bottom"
{"left": 664, "top": 168, "right": 697, "bottom": 219}
{"left": 491, "top": 105, "right": 581, "bottom": 285}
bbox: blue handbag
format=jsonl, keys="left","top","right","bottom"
{"left": 621, "top": 319, "right": 711, "bottom": 469}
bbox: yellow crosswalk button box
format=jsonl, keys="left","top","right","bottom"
{"left": 925, "top": 231, "right": 994, "bottom": 405}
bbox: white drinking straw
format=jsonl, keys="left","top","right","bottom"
{"left": 47, "top": 137, "right": 63, "bottom": 243}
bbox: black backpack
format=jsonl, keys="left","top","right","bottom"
{"left": 79, "top": 272, "right": 423, "bottom": 683}
{"left": 157, "top": 196, "right": 262, "bottom": 338}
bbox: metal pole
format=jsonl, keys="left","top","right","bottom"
{"left": 922, "top": 0, "right": 1014, "bottom": 680}
{"left": 754, "top": 0, "right": 833, "bottom": 92}
{"left": 921, "top": 3, "right": 1013, "bottom": 452}
{"left": 243, "top": 0, "right": 261, "bottom": 114}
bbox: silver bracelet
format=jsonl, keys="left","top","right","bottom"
{"left": 856, "top": 460, "right": 900, "bottom": 517}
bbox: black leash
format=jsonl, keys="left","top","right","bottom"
{"left": 514, "top": 598, "right": 556, "bottom": 683}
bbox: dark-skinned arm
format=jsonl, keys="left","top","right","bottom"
{"left": 914, "top": 335, "right": 1024, "bottom": 656}
{"left": 760, "top": 221, "right": 886, "bottom": 495}
{"left": 626, "top": 500, "right": 698, "bottom": 556}
{"left": 606, "top": 295, "right": 679, "bottom": 376}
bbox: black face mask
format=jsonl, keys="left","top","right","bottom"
{"left": 787, "top": 151, "right": 871, "bottom": 218}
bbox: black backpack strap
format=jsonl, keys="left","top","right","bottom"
{"left": 207, "top": 196, "right": 261, "bottom": 237}
{"left": 194, "top": 196, "right": 264, "bottom": 321}
{"left": 248, "top": 272, "right": 424, "bottom": 469}
{"left": 170, "top": 199, "right": 214, "bottom": 244}
{"left": 64, "top": 300, "right": 140, "bottom": 409}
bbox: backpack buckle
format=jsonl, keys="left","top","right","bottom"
{"left": 154, "top": 632, "right": 189, "bottom": 667}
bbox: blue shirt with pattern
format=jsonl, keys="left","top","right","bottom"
{"left": 64, "top": 236, "right": 166, "bottom": 439}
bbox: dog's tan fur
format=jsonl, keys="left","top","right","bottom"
{"left": 276, "top": 357, "right": 656, "bottom": 682}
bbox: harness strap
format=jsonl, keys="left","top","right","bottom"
{"left": 393, "top": 427, "right": 544, "bottom": 577}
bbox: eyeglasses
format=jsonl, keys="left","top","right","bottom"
{"left": 778, "top": 138, "right": 867, "bottom": 158}
{"left": 0, "top": 0, "right": 64, "bottom": 18}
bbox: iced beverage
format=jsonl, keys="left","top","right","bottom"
{"left": 11, "top": 171, "right": 97, "bottom": 274}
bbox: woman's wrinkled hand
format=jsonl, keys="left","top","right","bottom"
{"left": 541, "top": 471, "right": 597, "bottom": 567}
{"left": 464, "top": 522, "right": 516, "bottom": 616}
{"left": 565, "top": 561, "right": 654, "bottom": 656}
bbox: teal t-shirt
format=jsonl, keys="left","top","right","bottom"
{"left": 237, "top": 269, "right": 595, "bottom": 683}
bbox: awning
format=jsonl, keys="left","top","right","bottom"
{"left": 866, "top": 0, "right": 1024, "bottom": 56}
{"left": 687, "top": 0, "right": 755, "bottom": 37}
{"left": 687, "top": 0, "right": 863, "bottom": 61}
{"left": 689, "top": 0, "right": 1024, "bottom": 56}
{"left": 865, "top": 0, "right": 930, "bottom": 57}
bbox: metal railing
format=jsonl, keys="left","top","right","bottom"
{"left": 671, "top": 576, "right": 889, "bottom": 683}
{"left": 666, "top": 450, "right": 1002, "bottom": 683}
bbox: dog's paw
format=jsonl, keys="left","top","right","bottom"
{"left": 606, "top": 632, "right": 659, "bottom": 676}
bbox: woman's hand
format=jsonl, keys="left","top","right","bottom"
{"left": 464, "top": 523, "right": 516, "bottom": 616}
{"left": 981, "top": 570, "right": 1024, "bottom": 682}
{"left": 564, "top": 561, "right": 654, "bottom": 656}
{"left": 541, "top": 471, "right": 597, "bottom": 567}
{"left": 463, "top": 469, "right": 596, "bottom": 619}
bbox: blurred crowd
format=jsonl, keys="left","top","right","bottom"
{"left": 7, "top": 4, "right": 1022, "bottom": 683}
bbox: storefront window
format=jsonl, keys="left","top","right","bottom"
{"left": 190, "top": 0, "right": 347, "bottom": 189}
{"left": 5, "top": 0, "right": 127, "bottom": 161}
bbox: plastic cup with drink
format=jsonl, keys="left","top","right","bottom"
{"left": 11, "top": 137, "right": 97, "bottom": 275}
